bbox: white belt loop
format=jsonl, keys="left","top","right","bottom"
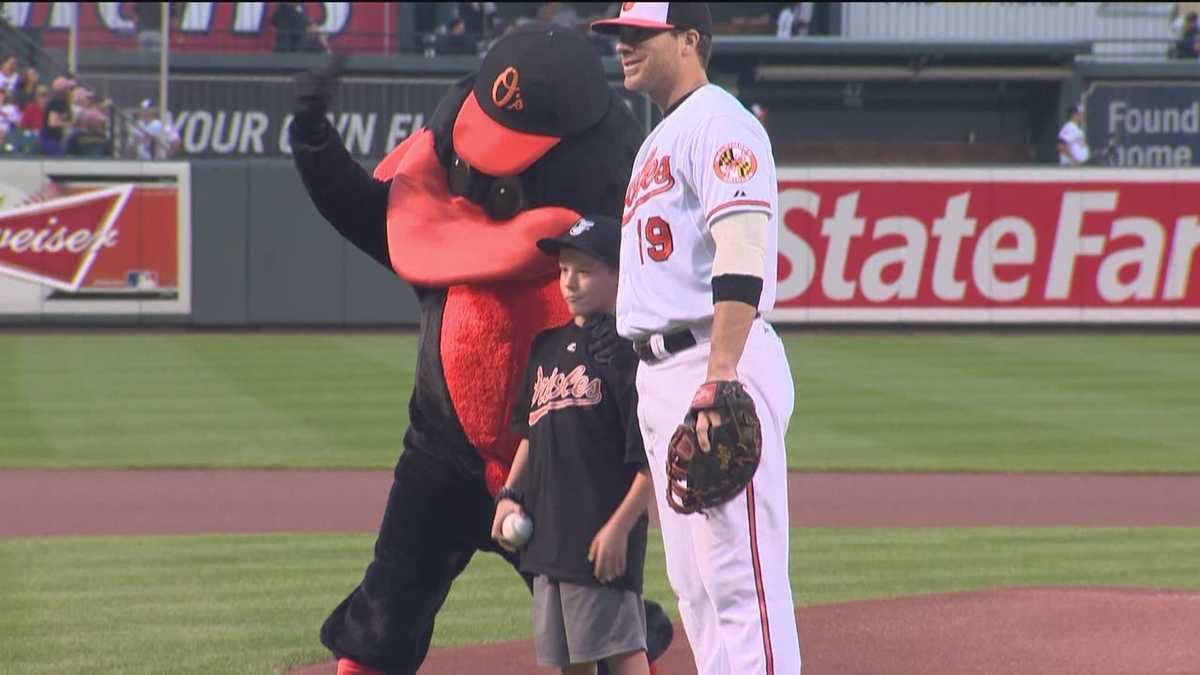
{"left": 649, "top": 333, "right": 671, "bottom": 360}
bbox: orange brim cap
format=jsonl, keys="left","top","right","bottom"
{"left": 452, "top": 92, "right": 561, "bottom": 177}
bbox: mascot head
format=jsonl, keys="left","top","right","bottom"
{"left": 375, "top": 23, "right": 644, "bottom": 287}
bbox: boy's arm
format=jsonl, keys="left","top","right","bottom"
{"left": 505, "top": 438, "right": 531, "bottom": 495}
{"left": 605, "top": 467, "right": 652, "bottom": 534}
{"left": 491, "top": 438, "right": 530, "bottom": 553}
{"left": 589, "top": 467, "right": 651, "bottom": 583}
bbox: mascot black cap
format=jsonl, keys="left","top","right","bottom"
{"left": 453, "top": 23, "right": 611, "bottom": 177}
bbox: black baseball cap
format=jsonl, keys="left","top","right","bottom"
{"left": 453, "top": 22, "right": 611, "bottom": 177}
{"left": 592, "top": 2, "right": 712, "bottom": 36}
{"left": 537, "top": 215, "right": 620, "bottom": 270}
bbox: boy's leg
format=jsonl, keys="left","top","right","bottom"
{"left": 637, "top": 353, "right": 731, "bottom": 673}
{"left": 603, "top": 650, "right": 650, "bottom": 675}
{"left": 563, "top": 664, "right": 599, "bottom": 675}
{"left": 693, "top": 321, "right": 802, "bottom": 674}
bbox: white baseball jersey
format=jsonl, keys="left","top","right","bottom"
{"left": 616, "top": 84, "right": 779, "bottom": 340}
{"left": 1058, "top": 119, "right": 1089, "bottom": 165}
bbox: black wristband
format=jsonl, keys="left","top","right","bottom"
{"left": 712, "top": 273, "right": 763, "bottom": 306}
{"left": 495, "top": 486, "right": 524, "bottom": 507}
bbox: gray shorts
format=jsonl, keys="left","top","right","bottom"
{"left": 532, "top": 575, "right": 647, "bottom": 667}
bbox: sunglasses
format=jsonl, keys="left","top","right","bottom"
{"left": 447, "top": 153, "right": 528, "bottom": 221}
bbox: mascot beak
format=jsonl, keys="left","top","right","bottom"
{"left": 374, "top": 129, "right": 579, "bottom": 287}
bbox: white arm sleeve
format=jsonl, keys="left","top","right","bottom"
{"left": 711, "top": 211, "right": 768, "bottom": 278}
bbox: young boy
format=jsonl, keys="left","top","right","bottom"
{"left": 492, "top": 214, "right": 653, "bottom": 675}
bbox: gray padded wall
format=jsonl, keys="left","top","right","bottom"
{"left": 190, "top": 162, "right": 250, "bottom": 325}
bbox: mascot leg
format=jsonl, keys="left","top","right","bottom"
{"left": 321, "top": 448, "right": 491, "bottom": 674}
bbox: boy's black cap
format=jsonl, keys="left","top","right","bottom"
{"left": 453, "top": 22, "right": 611, "bottom": 177}
{"left": 537, "top": 215, "right": 620, "bottom": 269}
{"left": 592, "top": 2, "right": 712, "bottom": 36}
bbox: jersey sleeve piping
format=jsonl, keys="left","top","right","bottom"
{"left": 705, "top": 198, "right": 773, "bottom": 225}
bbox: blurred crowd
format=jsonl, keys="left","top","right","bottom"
{"left": 1173, "top": 4, "right": 1200, "bottom": 59}
{"left": 0, "top": 56, "right": 113, "bottom": 157}
{"left": 0, "top": 53, "right": 179, "bottom": 159}
{"left": 420, "top": 2, "right": 822, "bottom": 57}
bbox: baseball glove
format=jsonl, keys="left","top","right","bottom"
{"left": 666, "top": 381, "right": 762, "bottom": 515}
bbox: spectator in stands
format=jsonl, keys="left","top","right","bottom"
{"left": 1057, "top": 104, "right": 1090, "bottom": 166}
{"left": 272, "top": 2, "right": 308, "bottom": 52}
{"left": 20, "top": 85, "right": 47, "bottom": 132}
{"left": 458, "top": 2, "right": 497, "bottom": 42}
{"left": 68, "top": 86, "right": 112, "bottom": 156}
{"left": 1175, "top": 12, "right": 1199, "bottom": 59}
{"left": 134, "top": 2, "right": 181, "bottom": 52}
{"left": 777, "top": 3, "right": 814, "bottom": 37}
{"left": 0, "top": 88, "right": 21, "bottom": 135}
{"left": 435, "top": 16, "right": 478, "bottom": 55}
{"left": 538, "top": 2, "right": 580, "bottom": 29}
{"left": 271, "top": 2, "right": 329, "bottom": 53}
{"left": 128, "top": 98, "right": 181, "bottom": 159}
{"left": 0, "top": 55, "right": 18, "bottom": 94}
{"left": 39, "top": 76, "right": 74, "bottom": 156}
{"left": 12, "top": 65, "right": 38, "bottom": 109}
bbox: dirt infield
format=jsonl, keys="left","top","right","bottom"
{"left": 290, "top": 587, "right": 1200, "bottom": 675}
{"left": 5, "top": 469, "right": 1199, "bottom": 674}
{"left": 4, "top": 469, "right": 1200, "bottom": 537}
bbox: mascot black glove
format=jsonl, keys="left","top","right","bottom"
{"left": 292, "top": 54, "right": 346, "bottom": 144}
{"left": 584, "top": 314, "right": 634, "bottom": 366}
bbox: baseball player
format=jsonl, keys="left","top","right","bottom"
{"left": 492, "top": 214, "right": 653, "bottom": 675}
{"left": 593, "top": 3, "right": 802, "bottom": 674}
{"left": 1057, "top": 103, "right": 1090, "bottom": 166}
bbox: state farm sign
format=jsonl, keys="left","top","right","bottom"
{"left": 771, "top": 168, "right": 1200, "bottom": 323}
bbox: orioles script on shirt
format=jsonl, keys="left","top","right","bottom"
{"left": 528, "top": 364, "right": 603, "bottom": 426}
{"left": 623, "top": 146, "right": 675, "bottom": 225}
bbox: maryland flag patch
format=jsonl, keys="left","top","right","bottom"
{"left": 713, "top": 142, "right": 758, "bottom": 183}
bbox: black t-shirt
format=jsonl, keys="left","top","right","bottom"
{"left": 40, "top": 97, "right": 69, "bottom": 141}
{"left": 510, "top": 319, "right": 648, "bottom": 593}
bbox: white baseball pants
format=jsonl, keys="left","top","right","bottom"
{"left": 636, "top": 319, "right": 801, "bottom": 675}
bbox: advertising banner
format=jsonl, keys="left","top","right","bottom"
{"left": 0, "top": 161, "right": 191, "bottom": 315}
{"left": 85, "top": 75, "right": 650, "bottom": 160}
{"left": 1084, "top": 82, "right": 1200, "bottom": 168}
{"left": 771, "top": 168, "right": 1200, "bottom": 323}
{"left": 1, "top": 2, "right": 392, "bottom": 55}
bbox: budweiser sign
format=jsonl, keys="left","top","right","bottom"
{"left": 0, "top": 186, "right": 132, "bottom": 292}
{"left": 0, "top": 160, "right": 190, "bottom": 316}
{"left": 771, "top": 169, "right": 1200, "bottom": 323}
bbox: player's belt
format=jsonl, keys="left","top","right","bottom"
{"left": 632, "top": 329, "right": 698, "bottom": 363}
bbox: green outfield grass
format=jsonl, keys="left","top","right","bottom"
{"left": 1, "top": 527, "right": 1198, "bottom": 674}
{"left": 1, "top": 333, "right": 1197, "bottom": 472}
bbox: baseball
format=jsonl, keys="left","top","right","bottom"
{"left": 501, "top": 512, "right": 534, "bottom": 548}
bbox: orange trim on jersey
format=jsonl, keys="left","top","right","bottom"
{"left": 746, "top": 481, "right": 775, "bottom": 674}
{"left": 705, "top": 199, "right": 772, "bottom": 223}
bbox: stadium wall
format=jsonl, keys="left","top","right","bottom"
{"left": 2, "top": 159, "right": 1198, "bottom": 327}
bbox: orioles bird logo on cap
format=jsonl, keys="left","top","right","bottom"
{"left": 622, "top": 2, "right": 636, "bottom": 11}
{"left": 491, "top": 66, "right": 525, "bottom": 112}
{"left": 569, "top": 218, "right": 595, "bottom": 236}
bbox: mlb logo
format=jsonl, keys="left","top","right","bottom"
{"left": 127, "top": 270, "right": 160, "bottom": 289}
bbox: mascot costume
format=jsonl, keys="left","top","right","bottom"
{"left": 289, "top": 24, "right": 673, "bottom": 675}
